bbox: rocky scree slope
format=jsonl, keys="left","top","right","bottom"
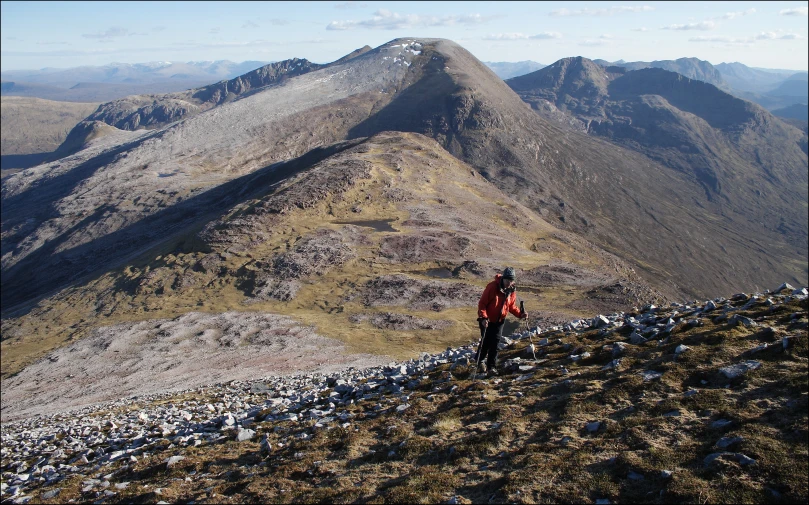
{"left": 0, "top": 132, "right": 661, "bottom": 385}
{"left": 1, "top": 284, "right": 806, "bottom": 503}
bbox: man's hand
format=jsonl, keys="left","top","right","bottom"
{"left": 478, "top": 317, "right": 488, "bottom": 332}
{"left": 521, "top": 311, "right": 528, "bottom": 320}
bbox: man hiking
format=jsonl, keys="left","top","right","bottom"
{"left": 474, "top": 267, "right": 527, "bottom": 377}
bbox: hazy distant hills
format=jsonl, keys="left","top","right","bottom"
{"left": 0, "top": 79, "right": 228, "bottom": 103}
{"left": 484, "top": 61, "right": 546, "bottom": 79}
{"left": 0, "top": 60, "right": 270, "bottom": 103}
{"left": 1, "top": 60, "right": 269, "bottom": 87}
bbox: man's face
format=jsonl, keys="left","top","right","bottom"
{"left": 503, "top": 278, "right": 515, "bottom": 288}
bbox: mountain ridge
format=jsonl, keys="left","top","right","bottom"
{"left": 3, "top": 39, "right": 806, "bottom": 317}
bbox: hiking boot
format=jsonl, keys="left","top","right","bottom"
{"left": 476, "top": 363, "right": 487, "bottom": 374}
{"left": 486, "top": 367, "right": 498, "bottom": 378}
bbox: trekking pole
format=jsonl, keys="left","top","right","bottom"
{"left": 473, "top": 319, "right": 486, "bottom": 379}
{"left": 521, "top": 300, "right": 538, "bottom": 361}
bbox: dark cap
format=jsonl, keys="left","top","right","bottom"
{"left": 502, "top": 267, "right": 516, "bottom": 280}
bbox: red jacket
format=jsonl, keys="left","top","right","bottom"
{"left": 478, "top": 274, "right": 525, "bottom": 323}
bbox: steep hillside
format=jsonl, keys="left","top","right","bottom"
{"left": 2, "top": 286, "right": 806, "bottom": 503}
{"left": 1, "top": 131, "right": 661, "bottom": 384}
{"left": 506, "top": 59, "right": 807, "bottom": 279}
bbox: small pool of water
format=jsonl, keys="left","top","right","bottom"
{"left": 415, "top": 267, "right": 455, "bottom": 279}
{"left": 333, "top": 219, "right": 398, "bottom": 232}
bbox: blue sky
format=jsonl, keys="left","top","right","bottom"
{"left": 1, "top": 1, "right": 807, "bottom": 71}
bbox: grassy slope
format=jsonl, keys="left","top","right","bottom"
{"left": 0, "top": 96, "right": 99, "bottom": 155}
{"left": 0, "top": 132, "right": 660, "bottom": 380}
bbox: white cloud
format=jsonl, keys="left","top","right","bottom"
{"left": 780, "top": 7, "right": 808, "bottom": 16}
{"left": 268, "top": 18, "right": 289, "bottom": 26}
{"left": 661, "top": 21, "right": 715, "bottom": 30}
{"left": 531, "top": 32, "right": 562, "bottom": 39}
{"left": 171, "top": 40, "right": 272, "bottom": 49}
{"left": 82, "top": 27, "right": 133, "bottom": 40}
{"left": 600, "top": 34, "right": 614, "bottom": 39}
{"left": 209, "top": 28, "right": 221, "bottom": 35}
{"left": 483, "top": 32, "right": 561, "bottom": 40}
{"left": 689, "top": 35, "right": 734, "bottom": 42}
{"left": 335, "top": 1, "right": 367, "bottom": 9}
{"left": 550, "top": 5, "right": 654, "bottom": 16}
{"left": 632, "top": 27, "right": 650, "bottom": 32}
{"left": 327, "top": 9, "right": 498, "bottom": 30}
{"left": 716, "top": 8, "right": 756, "bottom": 20}
{"left": 690, "top": 32, "right": 805, "bottom": 43}
{"left": 483, "top": 33, "right": 529, "bottom": 40}
{"left": 243, "top": 21, "right": 260, "bottom": 29}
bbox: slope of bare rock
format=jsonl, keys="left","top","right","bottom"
{"left": 0, "top": 311, "right": 389, "bottom": 422}
{"left": 79, "top": 58, "right": 322, "bottom": 134}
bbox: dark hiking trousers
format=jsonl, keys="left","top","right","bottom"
{"left": 474, "top": 320, "right": 505, "bottom": 369}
